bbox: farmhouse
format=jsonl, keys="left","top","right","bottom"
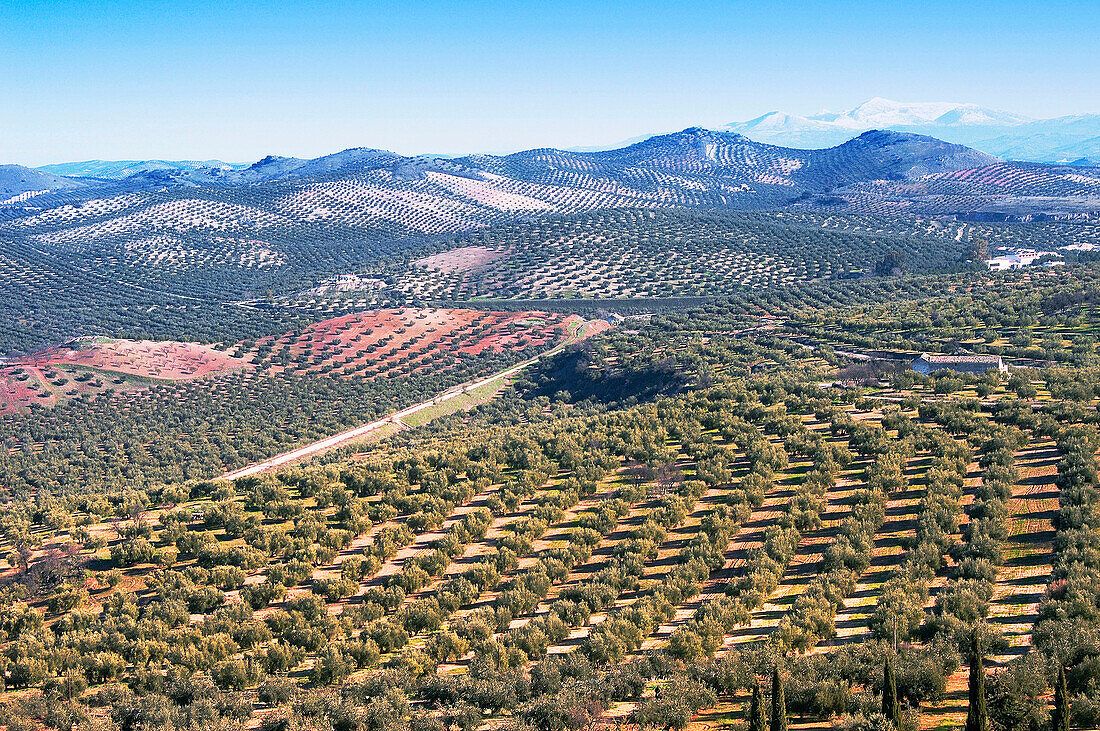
{"left": 985, "top": 249, "right": 1063, "bottom": 271}
{"left": 912, "top": 352, "right": 1007, "bottom": 375}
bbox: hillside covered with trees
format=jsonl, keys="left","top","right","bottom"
{"left": 1, "top": 263, "right": 1099, "bottom": 731}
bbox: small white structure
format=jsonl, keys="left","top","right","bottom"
{"left": 912, "top": 353, "right": 1007, "bottom": 376}
{"left": 986, "top": 249, "right": 1063, "bottom": 271}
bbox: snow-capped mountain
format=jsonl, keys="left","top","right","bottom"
{"left": 724, "top": 98, "right": 1100, "bottom": 164}
{"left": 807, "top": 97, "right": 1032, "bottom": 128}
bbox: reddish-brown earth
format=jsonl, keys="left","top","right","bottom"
{"left": 243, "top": 307, "right": 582, "bottom": 378}
{"left": 0, "top": 339, "right": 250, "bottom": 412}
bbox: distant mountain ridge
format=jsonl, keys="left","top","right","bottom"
{"left": 19, "top": 128, "right": 994, "bottom": 195}
{"left": 470, "top": 128, "right": 997, "bottom": 200}
{"left": 806, "top": 97, "right": 1032, "bottom": 128}
{"left": 723, "top": 98, "right": 1100, "bottom": 164}
{"left": 5, "top": 127, "right": 1095, "bottom": 224}
{"left": 1, "top": 126, "right": 1096, "bottom": 359}
{"left": 37, "top": 159, "right": 249, "bottom": 180}
{"left": 0, "top": 164, "right": 95, "bottom": 199}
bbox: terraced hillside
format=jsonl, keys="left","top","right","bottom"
{"left": 2, "top": 269, "right": 1100, "bottom": 731}
{"left": 5, "top": 127, "right": 1100, "bottom": 731}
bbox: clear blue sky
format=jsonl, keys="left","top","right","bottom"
{"left": 2, "top": 0, "right": 1097, "bottom": 165}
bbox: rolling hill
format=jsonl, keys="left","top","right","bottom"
{"left": 2, "top": 128, "right": 1099, "bottom": 355}
{"left": 17, "top": 128, "right": 1094, "bottom": 224}
{"left": 0, "top": 164, "right": 96, "bottom": 200}
{"left": 35, "top": 158, "right": 249, "bottom": 180}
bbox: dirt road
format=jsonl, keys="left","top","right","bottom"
{"left": 220, "top": 319, "right": 605, "bottom": 480}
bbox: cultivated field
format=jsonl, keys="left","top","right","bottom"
{"left": 239, "top": 308, "right": 587, "bottom": 379}
{"left": 385, "top": 210, "right": 1100, "bottom": 305}
{"left": 1, "top": 372, "right": 1066, "bottom": 729}
{"left": 0, "top": 338, "right": 250, "bottom": 412}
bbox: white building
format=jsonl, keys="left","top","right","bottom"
{"left": 986, "top": 249, "right": 1063, "bottom": 271}
{"left": 912, "top": 353, "right": 1007, "bottom": 375}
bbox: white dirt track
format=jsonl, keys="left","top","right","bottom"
{"left": 220, "top": 321, "right": 599, "bottom": 480}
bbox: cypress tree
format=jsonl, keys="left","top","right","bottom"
{"left": 882, "top": 655, "right": 899, "bottom": 725}
{"left": 770, "top": 667, "right": 787, "bottom": 731}
{"left": 749, "top": 678, "right": 766, "bottom": 731}
{"left": 1052, "top": 665, "right": 1070, "bottom": 731}
{"left": 965, "top": 635, "right": 987, "bottom": 731}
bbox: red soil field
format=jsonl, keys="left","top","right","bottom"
{"left": 0, "top": 366, "right": 56, "bottom": 414}
{"left": 0, "top": 309, "right": 597, "bottom": 413}
{"left": 0, "top": 339, "right": 251, "bottom": 413}
{"left": 15, "top": 338, "right": 251, "bottom": 380}
{"left": 244, "top": 307, "right": 582, "bottom": 378}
